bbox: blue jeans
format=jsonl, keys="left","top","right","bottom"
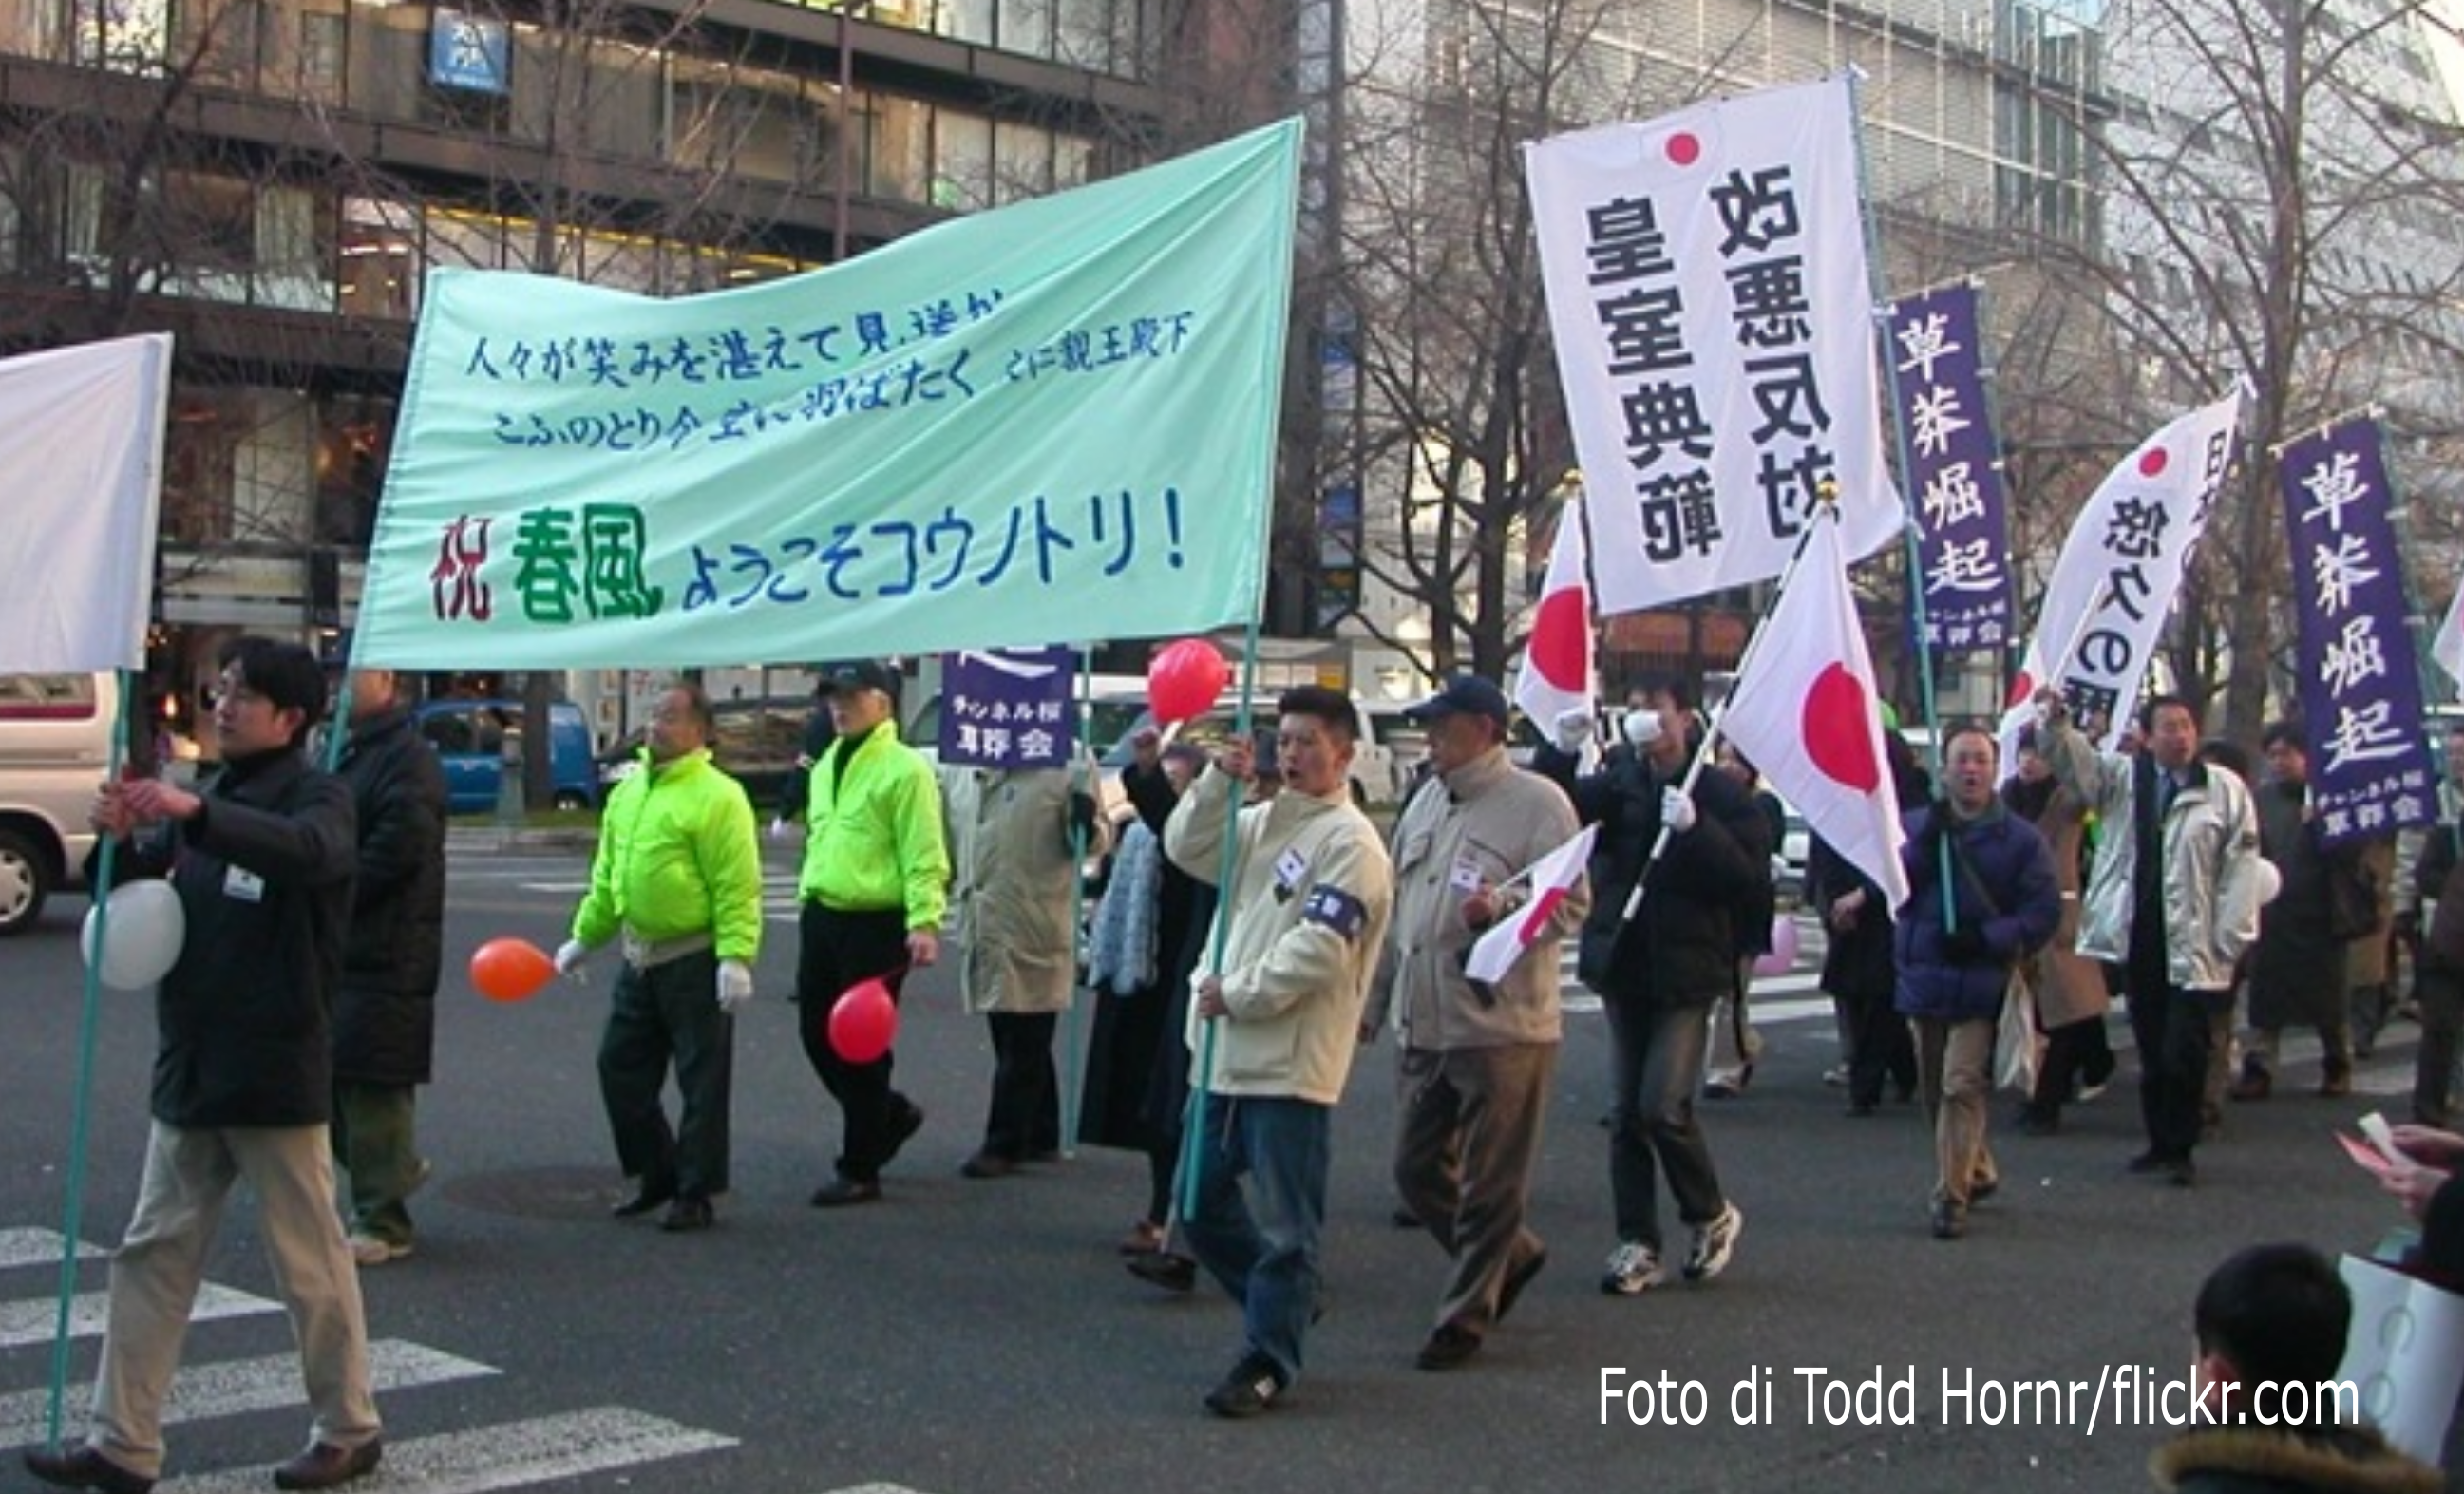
{"left": 1180, "top": 1093, "right": 1330, "bottom": 1388}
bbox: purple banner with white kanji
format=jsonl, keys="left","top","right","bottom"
{"left": 2277, "top": 419, "right": 2436, "bottom": 846}
{"left": 1886, "top": 284, "right": 2011, "bottom": 652}
{"left": 938, "top": 646, "right": 1077, "bottom": 768}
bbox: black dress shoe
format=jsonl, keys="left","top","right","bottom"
{"left": 1125, "top": 1250, "right": 1198, "bottom": 1292}
{"left": 24, "top": 1445, "right": 154, "bottom": 1494}
{"left": 1415, "top": 1324, "right": 1483, "bottom": 1371}
{"left": 959, "top": 1150, "right": 1017, "bottom": 1179}
{"left": 610, "top": 1180, "right": 676, "bottom": 1218}
{"left": 808, "top": 1176, "right": 882, "bottom": 1207}
{"left": 659, "top": 1196, "right": 714, "bottom": 1232}
{"left": 273, "top": 1439, "right": 382, "bottom": 1491}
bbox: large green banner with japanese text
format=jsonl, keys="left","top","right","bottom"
{"left": 353, "top": 120, "right": 1298, "bottom": 669}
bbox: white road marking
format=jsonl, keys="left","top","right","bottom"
{"left": 0, "top": 1283, "right": 274, "bottom": 1350}
{"left": 0, "top": 1340, "right": 496, "bottom": 1448}
{"left": 0, "top": 1229, "right": 103, "bottom": 1271}
{"left": 157, "top": 1406, "right": 737, "bottom": 1494}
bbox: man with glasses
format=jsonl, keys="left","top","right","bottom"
{"left": 29, "top": 638, "right": 382, "bottom": 1494}
{"left": 555, "top": 681, "right": 764, "bottom": 1233}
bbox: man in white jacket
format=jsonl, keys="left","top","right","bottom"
{"left": 1164, "top": 685, "right": 1393, "bottom": 1420}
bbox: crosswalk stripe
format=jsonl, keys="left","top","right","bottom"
{"left": 155, "top": 1406, "right": 738, "bottom": 1494}
{"left": 0, "top": 1283, "right": 275, "bottom": 1351}
{"left": 0, "top": 1229, "right": 103, "bottom": 1272}
{"left": 0, "top": 1340, "right": 497, "bottom": 1449}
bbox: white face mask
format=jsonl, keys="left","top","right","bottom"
{"left": 1621, "top": 709, "right": 1665, "bottom": 748}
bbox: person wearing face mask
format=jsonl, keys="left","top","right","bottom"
{"left": 1536, "top": 674, "right": 1767, "bottom": 1297}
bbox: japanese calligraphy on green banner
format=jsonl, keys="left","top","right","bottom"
{"left": 353, "top": 119, "right": 1299, "bottom": 669}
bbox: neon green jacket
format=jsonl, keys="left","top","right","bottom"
{"left": 572, "top": 747, "right": 763, "bottom": 963}
{"left": 796, "top": 718, "right": 948, "bottom": 932}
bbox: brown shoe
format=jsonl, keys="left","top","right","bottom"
{"left": 2228, "top": 1068, "right": 2272, "bottom": 1102}
{"left": 273, "top": 1440, "right": 381, "bottom": 1491}
{"left": 23, "top": 1446, "right": 154, "bottom": 1494}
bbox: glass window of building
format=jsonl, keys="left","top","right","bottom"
{"left": 338, "top": 195, "right": 419, "bottom": 319}
{"left": 863, "top": 91, "right": 930, "bottom": 204}
{"left": 932, "top": 108, "right": 993, "bottom": 211}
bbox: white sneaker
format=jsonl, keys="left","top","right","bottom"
{"left": 1599, "top": 1240, "right": 1665, "bottom": 1295}
{"left": 1822, "top": 1063, "right": 1848, "bottom": 1087}
{"left": 350, "top": 1234, "right": 411, "bottom": 1267}
{"left": 1683, "top": 1203, "right": 1741, "bottom": 1282}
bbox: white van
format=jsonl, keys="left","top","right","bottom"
{"left": 0, "top": 672, "right": 119, "bottom": 935}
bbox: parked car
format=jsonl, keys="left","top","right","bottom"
{"left": 413, "top": 698, "right": 598, "bottom": 814}
{"left": 0, "top": 671, "right": 117, "bottom": 935}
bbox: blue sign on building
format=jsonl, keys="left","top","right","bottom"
{"left": 429, "top": 9, "right": 509, "bottom": 94}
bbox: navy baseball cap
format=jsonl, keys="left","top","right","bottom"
{"left": 1402, "top": 675, "right": 1511, "bottom": 729}
{"left": 820, "top": 660, "right": 900, "bottom": 697}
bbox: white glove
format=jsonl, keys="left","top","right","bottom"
{"left": 1622, "top": 709, "right": 1666, "bottom": 748}
{"left": 553, "top": 939, "right": 592, "bottom": 980}
{"left": 1551, "top": 709, "right": 1594, "bottom": 754}
{"left": 768, "top": 817, "right": 794, "bottom": 842}
{"left": 716, "top": 958, "right": 755, "bottom": 1012}
{"left": 1660, "top": 786, "right": 1696, "bottom": 833}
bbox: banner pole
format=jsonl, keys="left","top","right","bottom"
{"left": 1176, "top": 617, "right": 1261, "bottom": 1224}
{"left": 1058, "top": 647, "right": 1094, "bottom": 1159}
{"left": 42, "top": 670, "right": 134, "bottom": 1448}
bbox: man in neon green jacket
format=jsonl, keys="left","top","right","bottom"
{"left": 556, "top": 682, "right": 763, "bottom": 1233}
{"left": 794, "top": 660, "right": 950, "bottom": 1206}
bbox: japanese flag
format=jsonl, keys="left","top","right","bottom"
{"left": 1716, "top": 511, "right": 1909, "bottom": 910}
{"left": 2434, "top": 585, "right": 2464, "bottom": 691}
{"left": 1467, "top": 824, "right": 1597, "bottom": 985}
{"left": 1513, "top": 499, "right": 1595, "bottom": 736}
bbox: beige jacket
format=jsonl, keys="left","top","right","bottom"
{"left": 941, "top": 757, "right": 1105, "bottom": 1016}
{"left": 1365, "top": 747, "right": 1586, "bottom": 1050}
{"left": 1165, "top": 766, "right": 1393, "bottom": 1106}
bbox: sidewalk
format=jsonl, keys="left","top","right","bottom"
{"left": 444, "top": 823, "right": 597, "bottom": 854}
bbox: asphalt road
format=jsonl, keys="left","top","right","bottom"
{"left": 0, "top": 834, "right": 2428, "bottom": 1494}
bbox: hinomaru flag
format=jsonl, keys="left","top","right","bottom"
{"left": 1716, "top": 510, "right": 1908, "bottom": 909}
{"left": 1466, "top": 824, "right": 1597, "bottom": 985}
{"left": 1512, "top": 499, "right": 1595, "bottom": 734}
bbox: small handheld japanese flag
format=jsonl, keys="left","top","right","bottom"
{"left": 1513, "top": 500, "right": 1595, "bottom": 734}
{"left": 1466, "top": 824, "right": 1597, "bottom": 985}
{"left": 2434, "top": 585, "right": 2464, "bottom": 691}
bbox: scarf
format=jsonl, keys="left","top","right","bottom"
{"left": 1086, "top": 821, "right": 1164, "bottom": 996}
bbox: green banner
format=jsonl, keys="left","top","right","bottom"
{"left": 354, "top": 120, "right": 1298, "bottom": 669}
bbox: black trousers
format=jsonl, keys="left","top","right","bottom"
{"left": 980, "top": 1012, "right": 1060, "bottom": 1161}
{"left": 795, "top": 902, "right": 916, "bottom": 1183}
{"left": 2131, "top": 982, "right": 2226, "bottom": 1162}
{"left": 2029, "top": 1013, "right": 2116, "bottom": 1116}
{"left": 597, "top": 949, "right": 732, "bottom": 1201}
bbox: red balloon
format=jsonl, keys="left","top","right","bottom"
{"left": 471, "top": 937, "right": 555, "bottom": 1003}
{"left": 829, "top": 978, "right": 900, "bottom": 1063}
{"left": 1147, "top": 639, "right": 1229, "bottom": 724}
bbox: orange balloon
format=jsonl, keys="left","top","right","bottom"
{"left": 471, "top": 937, "right": 555, "bottom": 1003}
{"left": 828, "top": 978, "right": 900, "bottom": 1062}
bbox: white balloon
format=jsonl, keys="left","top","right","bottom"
{"left": 81, "top": 880, "right": 187, "bottom": 991}
{"left": 2252, "top": 858, "right": 2284, "bottom": 908}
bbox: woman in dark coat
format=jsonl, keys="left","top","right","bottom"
{"left": 2233, "top": 723, "right": 2357, "bottom": 1100}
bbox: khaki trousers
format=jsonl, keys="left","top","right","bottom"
{"left": 1913, "top": 1016, "right": 1999, "bottom": 1209}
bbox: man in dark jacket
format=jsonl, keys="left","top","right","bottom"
{"left": 1894, "top": 725, "right": 2060, "bottom": 1239}
{"left": 2148, "top": 1242, "right": 2440, "bottom": 1494}
{"left": 332, "top": 668, "right": 446, "bottom": 1266}
{"left": 28, "top": 638, "right": 383, "bottom": 1494}
{"left": 1536, "top": 672, "right": 1766, "bottom": 1296}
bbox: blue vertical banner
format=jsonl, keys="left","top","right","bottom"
{"left": 1885, "top": 283, "right": 2012, "bottom": 652}
{"left": 938, "top": 646, "right": 1077, "bottom": 768}
{"left": 2277, "top": 417, "right": 2436, "bottom": 846}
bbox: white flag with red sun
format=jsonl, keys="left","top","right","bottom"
{"left": 1716, "top": 510, "right": 1909, "bottom": 910}
{"left": 1466, "top": 823, "right": 1598, "bottom": 985}
{"left": 1513, "top": 499, "right": 1595, "bottom": 735}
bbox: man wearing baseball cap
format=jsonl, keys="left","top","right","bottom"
{"left": 793, "top": 660, "right": 949, "bottom": 1206}
{"left": 1366, "top": 674, "right": 1585, "bottom": 1370}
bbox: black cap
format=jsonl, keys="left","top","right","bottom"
{"left": 1402, "top": 674, "right": 1510, "bottom": 729}
{"left": 820, "top": 660, "right": 900, "bottom": 697}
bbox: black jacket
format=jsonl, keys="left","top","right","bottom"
{"left": 105, "top": 748, "right": 358, "bottom": 1127}
{"left": 1536, "top": 744, "right": 1770, "bottom": 1006}
{"left": 335, "top": 707, "right": 448, "bottom": 1085}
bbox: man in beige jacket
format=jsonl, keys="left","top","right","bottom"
{"left": 1366, "top": 675, "right": 1586, "bottom": 1371}
{"left": 1164, "top": 685, "right": 1393, "bottom": 1420}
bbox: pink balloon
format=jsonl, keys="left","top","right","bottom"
{"left": 1147, "top": 639, "right": 1229, "bottom": 725}
{"left": 828, "top": 979, "right": 900, "bottom": 1063}
{"left": 1752, "top": 914, "right": 1801, "bottom": 976}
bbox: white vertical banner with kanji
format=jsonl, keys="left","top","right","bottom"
{"left": 2006, "top": 389, "right": 2244, "bottom": 745}
{"left": 1524, "top": 75, "right": 1902, "bottom": 615}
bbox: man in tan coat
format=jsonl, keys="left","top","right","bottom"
{"left": 1365, "top": 676, "right": 1585, "bottom": 1371}
{"left": 942, "top": 753, "right": 1104, "bottom": 1178}
{"left": 2006, "top": 729, "right": 2113, "bottom": 1135}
